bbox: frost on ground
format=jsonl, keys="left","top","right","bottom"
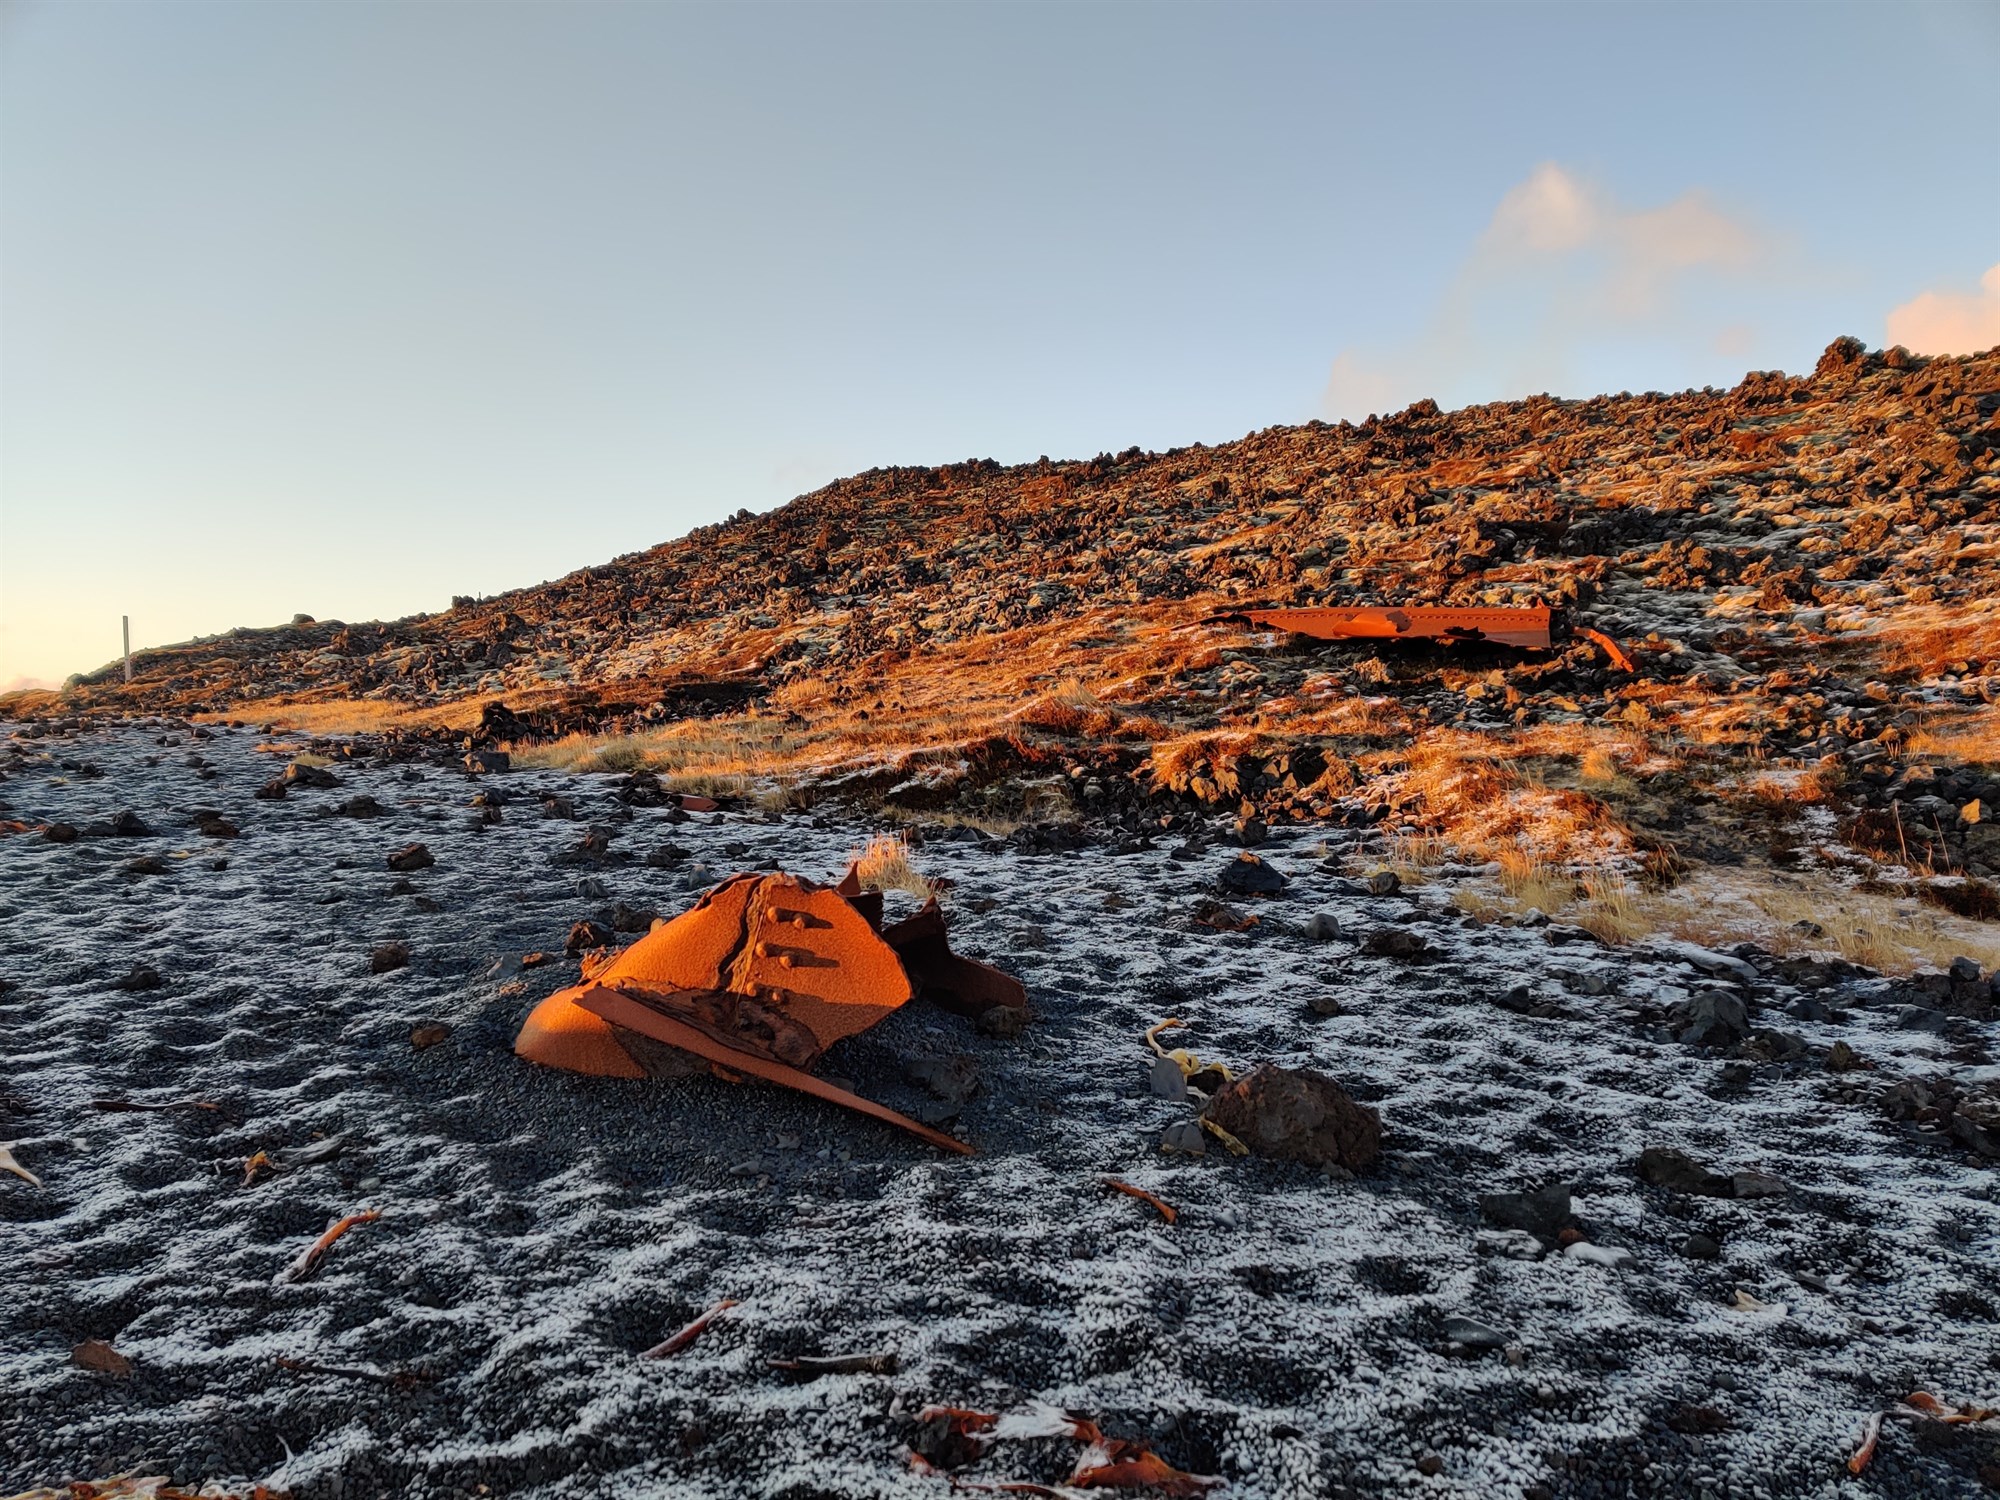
{"left": 1, "top": 722, "right": 1996, "bottom": 1500}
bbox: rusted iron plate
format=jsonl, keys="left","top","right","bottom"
{"left": 575, "top": 982, "right": 973, "bottom": 1155}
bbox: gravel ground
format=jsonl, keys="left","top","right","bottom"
{"left": 2, "top": 720, "right": 1996, "bottom": 1499}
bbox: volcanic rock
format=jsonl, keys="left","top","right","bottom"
{"left": 1200, "top": 1063, "right": 1381, "bottom": 1172}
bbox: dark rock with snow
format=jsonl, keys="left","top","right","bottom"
{"left": 385, "top": 842, "right": 435, "bottom": 872}
{"left": 1478, "top": 1184, "right": 1573, "bottom": 1242}
{"left": 1444, "top": 1315, "right": 1510, "bottom": 1350}
{"left": 1305, "top": 911, "right": 1342, "bottom": 942}
{"left": 370, "top": 941, "right": 410, "bottom": 975}
{"left": 1674, "top": 989, "right": 1749, "bottom": 1047}
{"left": 1361, "top": 926, "right": 1426, "bottom": 959}
{"left": 282, "top": 761, "right": 341, "bottom": 790}
{"left": 1201, "top": 1063, "right": 1381, "bottom": 1172}
{"left": 1639, "top": 1146, "right": 1733, "bottom": 1196}
{"left": 1218, "top": 852, "right": 1287, "bottom": 896}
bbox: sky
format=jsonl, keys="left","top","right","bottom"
{"left": 3, "top": 0, "right": 1997, "bottom": 688}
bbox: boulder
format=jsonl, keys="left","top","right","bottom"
{"left": 1218, "top": 853, "right": 1287, "bottom": 897}
{"left": 1200, "top": 1063, "right": 1381, "bottom": 1171}
{"left": 1673, "top": 989, "right": 1749, "bottom": 1047}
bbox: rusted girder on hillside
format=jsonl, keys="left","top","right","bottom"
{"left": 1213, "top": 603, "right": 1634, "bottom": 671}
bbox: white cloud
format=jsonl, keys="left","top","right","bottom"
{"left": 1321, "top": 163, "right": 1771, "bottom": 420}
{"left": 1886, "top": 263, "right": 2000, "bottom": 355}
{"left": 1482, "top": 162, "right": 1601, "bottom": 255}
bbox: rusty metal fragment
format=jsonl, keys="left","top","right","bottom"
{"left": 1219, "top": 603, "right": 1556, "bottom": 650}
{"left": 514, "top": 866, "right": 1024, "bottom": 1152}
{"left": 1216, "top": 602, "right": 1636, "bottom": 670}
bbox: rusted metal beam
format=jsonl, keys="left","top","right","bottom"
{"left": 1217, "top": 604, "right": 1556, "bottom": 651}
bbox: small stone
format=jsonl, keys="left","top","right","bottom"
{"left": 1475, "top": 1229, "right": 1546, "bottom": 1260}
{"left": 1305, "top": 911, "right": 1342, "bottom": 941}
{"left": 1730, "top": 1169, "right": 1788, "bottom": 1199}
{"left": 1682, "top": 1233, "right": 1722, "bottom": 1260}
{"left": 70, "top": 1338, "right": 132, "bottom": 1377}
{"left": 1366, "top": 870, "right": 1401, "bottom": 896}
{"left": 565, "top": 919, "right": 614, "bottom": 955}
{"left": 385, "top": 842, "right": 434, "bottom": 872}
{"left": 904, "top": 1055, "right": 981, "bottom": 1104}
{"left": 122, "top": 855, "right": 167, "bottom": 876}
{"left": 1416, "top": 1453, "right": 1443, "bottom": 1477}
{"left": 1478, "top": 1184, "right": 1573, "bottom": 1242}
{"left": 1563, "top": 1240, "right": 1636, "bottom": 1269}
{"left": 1443, "top": 1315, "right": 1510, "bottom": 1349}
{"left": 43, "top": 822, "right": 78, "bottom": 843}
{"left": 1150, "top": 1055, "right": 1189, "bottom": 1101}
{"left": 370, "top": 942, "right": 410, "bottom": 975}
{"left": 109, "top": 964, "right": 162, "bottom": 992}
{"left": 1362, "top": 926, "right": 1426, "bottom": 959}
{"left": 1159, "top": 1120, "right": 1206, "bottom": 1156}
{"left": 1233, "top": 816, "right": 1268, "bottom": 847}
{"left": 410, "top": 1022, "right": 450, "bottom": 1050}
{"left": 1307, "top": 994, "right": 1344, "bottom": 1018}
{"left": 975, "top": 1004, "right": 1027, "bottom": 1039}
{"left": 1639, "top": 1146, "right": 1732, "bottom": 1196}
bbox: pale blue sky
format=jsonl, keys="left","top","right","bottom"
{"left": 4, "top": 0, "right": 1996, "bottom": 685}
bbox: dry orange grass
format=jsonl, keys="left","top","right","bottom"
{"left": 1905, "top": 704, "right": 2000, "bottom": 765}
{"left": 852, "top": 832, "right": 933, "bottom": 899}
{"left": 1385, "top": 732, "right": 1637, "bottom": 866}
{"left": 1868, "top": 600, "right": 2000, "bottom": 682}
{"left": 193, "top": 696, "right": 488, "bottom": 736}
{"left": 1443, "top": 856, "right": 2000, "bottom": 976}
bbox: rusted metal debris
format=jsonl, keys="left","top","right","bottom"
{"left": 1216, "top": 601, "right": 1634, "bottom": 669}
{"left": 514, "top": 866, "right": 1026, "bottom": 1153}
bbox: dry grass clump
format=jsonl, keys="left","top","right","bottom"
{"left": 1389, "top": 733, "right": 1636, "bottom": 867}
{"left": 508, "top": 716, "right": 814, "bottom": 776}
{"left": 197, "top": 696, "right": 485, "bottom": 736}
{"left": 1904, "top": 704, "right": 2000, "bottom": 764}
{"left": 1871, "top": 601, "right": 2000, "bottom": 682}
{"left": 1496, "top": 846, "right": 1580, "bottom": 913}
{"left": 1454, "top": 863, "right": 2000, "bottom": 977}
{"left": 1737, "top": 765, "right": 1831, "bottom": 810}
{"left": 852, "top": 832, "right": 933, "bottom": 899}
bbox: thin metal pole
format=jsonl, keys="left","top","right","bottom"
{"left": 123, "top": 616, "right": 132, "bottom": 683}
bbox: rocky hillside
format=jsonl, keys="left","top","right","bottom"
{"left": 14, "top": 337, "right": 2000, "bottom": 900}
